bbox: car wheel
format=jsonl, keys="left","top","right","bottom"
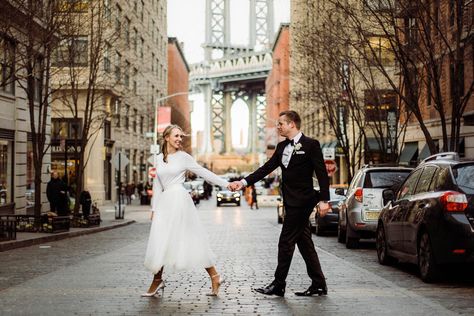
{"left": 236, "top": 202, "right": 240, "bottom": 206}
{"left": 216, "top": 202, "right": 220, "bottom": 207}
{"left": 376, "top": 223, "right": 396, "bottom": 265}
{"left": 337, "top": 221, "right": 345, "bottom": 243}
{"left": 345, "top": 223, "right": 359, "bottom": 249}
{"left": 315, "top": 215, "right": 324, "bottom": 236}
{"left": 418, "top": 231, "right": 439, "bottom": 283}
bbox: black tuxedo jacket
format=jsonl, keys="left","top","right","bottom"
{"left": 244, "top": 134, "right": 330, "bottom": 208}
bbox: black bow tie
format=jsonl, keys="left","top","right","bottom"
{"left": 289, "top": 139, "right": 295, "bottom": 146}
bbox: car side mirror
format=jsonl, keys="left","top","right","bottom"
{"left": 382, "top": 189, "right": 395, "bottom": 205}
{"left": 335, "top": 188, "right": 345, "bottom": 196}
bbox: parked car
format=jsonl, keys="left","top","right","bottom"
{"left": 338, "top": 165, "right": 413, "bottom": 248}
{"left": 183, "top": 182, "right": 200, "bottom": 205}
{"left": 376, "top": 152, "right": 474, "bottom": 282}
{"left": 216, "top": 186, "right": 241, "bottom": 206}
{"left": 310, "top": 187, "right": 347, "bottom": 236}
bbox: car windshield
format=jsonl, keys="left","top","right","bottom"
{"left": 364, "top": 170, "right": 411, "bottom": 189}
{"left": 453, "top": 164, "right": 474, "bottom": 194}
{"left": 329, "top": 189, "right": 346, "bottom": 201}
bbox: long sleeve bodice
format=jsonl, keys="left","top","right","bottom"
{"left": 151, "top": 151, "right": 228, "bottom": 210}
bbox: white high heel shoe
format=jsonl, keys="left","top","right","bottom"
{"left": 141, "top": 279, "right": 165, "bottom": 297}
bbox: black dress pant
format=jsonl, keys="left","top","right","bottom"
{"left": 274, "top": 206, "right": 326, "bottom": 288}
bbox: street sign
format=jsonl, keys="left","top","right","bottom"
{"left": 325, "top": 159, "right": 338, "bottom": 177}
{"left": 148, "top": 167, "right": 157, "bottom": 178}
{"left": 322, "top": 148, "right": 335, "bottom": 160}
{"left": 113, "top": 152, "right": 129, "bottom": 170}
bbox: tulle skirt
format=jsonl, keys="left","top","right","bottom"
{"left": 144, "top": 183, "right": 216, "bottom": 274}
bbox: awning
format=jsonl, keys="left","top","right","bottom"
{"left": 399, "top": 142, "right": 419, "bottom": 165}
{"left": 419, "top": 143, "right": 431, "bottom": 160}
{"left": 365, "top": 138, "right": 383, "bottom": 151}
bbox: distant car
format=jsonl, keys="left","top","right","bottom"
{"left": 310, "top": 187, "right": 347, "bottom": 236}
{"left": 338, "top": 166, "right": 413, "bottom": 248}
{"left": 216, "top": 187, "right": 241, "bottom": 206}
{"left": 376, "top": 153, "right": 474, "bottom": 282}
{"left": 183, "top": 182, "right": 200, "bottom": 205}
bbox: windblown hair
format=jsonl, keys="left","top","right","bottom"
{"left": 161, "top": 124, "right": 184, "bottom": 163}
{"left": 279, "top": 110, "right": 302, "bottom": 129}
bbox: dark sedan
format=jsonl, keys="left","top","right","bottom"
{"left": 216, "top": 187, "right": 241, "bottom": 206}
{"left": 311, "top": 188, "right": 347, "bottom": 235}
{"left": 376, "top": 152, "right": 474, "bottom": 282}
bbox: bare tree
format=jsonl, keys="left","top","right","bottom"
{"left": 52, "top": 0, "right": 117, "bottom": 217}
{"left": 329, "top": 0, "right": 473, "bottom": 154}
{"left": 0, "top": 0, "right": 73, "bottom": 224}
{"left": 292, "top": 0, "right": 409, "bottom": 180}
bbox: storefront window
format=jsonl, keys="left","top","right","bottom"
{"left": 26, "top": 139, "right": 35, "bottom": 206}
{"left": 0, "top": 139, "right": 13, "bottom": 205}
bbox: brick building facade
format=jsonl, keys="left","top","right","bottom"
{"left": 167, "top": 37, "right": 191, "bottom": 154}
{"left": 265, "top": 23, "right": 290, "bottom": 158}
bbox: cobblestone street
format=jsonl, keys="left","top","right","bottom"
{"left": 1, "top": 196, "right": 473, "bottom": 315}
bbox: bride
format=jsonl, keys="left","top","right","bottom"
{"left": 142, "top": 124, "right": 230, "bottom": 297}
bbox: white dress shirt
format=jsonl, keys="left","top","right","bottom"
{"left": 241, "top": 132, "right": 302, "bottom": 187}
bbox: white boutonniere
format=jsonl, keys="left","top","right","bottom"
{"left": 292, "top": 143, "right": 303, "bottom": 155}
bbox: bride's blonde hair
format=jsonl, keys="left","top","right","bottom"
{"left": 161, "top": 124, "right": 187, "bottom": 163}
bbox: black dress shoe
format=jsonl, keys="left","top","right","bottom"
{"left": 254, "top": 283, "right": 285, "bottom": 297}
{"left": 295, "top": 286, "right": 328, "bottom": 296}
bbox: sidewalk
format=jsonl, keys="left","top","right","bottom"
{"left": 0, "top": 200, "right": 146, "bottom": 252}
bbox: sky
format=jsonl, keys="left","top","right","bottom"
{"left": 167, "top": 0, "right": 290, "bottom": 148}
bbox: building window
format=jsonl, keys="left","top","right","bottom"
{"left": 51, "top": 118, "right": 83, "bottom": 140}
{"left": 115, "top": 4, "right": 122, "bottom": 35}
{"left": 366, "top": 36, "right": 394, "bottom": 65}
{"left": 0, "top": 139, "right": 13, "bottom": 206}
{"left": 124, "top": 61, "right": 130, "bottom": 88}
{"left": 104, "top": 120, "right": 111, "bottom": 140}
{"left": 124, "top": 17, "right": 130, "bottom": 45}
{"left": 115, "top": 51, "right": 121, "bottom": 82}
{"left": 141, "top": 0, "right": 145, "bottom": 21}
{"left": 104, "top": 42, "right": 111, "bottom": 72}
{"left": 140, "top": 38, "right": 144, "bottom": 59}
{"left": 32, "top": 58, "right": 43, "bottom": 102}
{"left": 140, "top": 116, "right": 144, "bottom": 134}
{"left": 124, "top": 104, "right": 130, "bottom": 129}
{"left": 133, "top": 28, "right": 138, "bottom": 54}
{"left": 133, "top": 108, "right": 138, "bottom": 132}
{"left": 0, "top": 37, "right": 15, "bottom": 95}
{"left": 104, "top": 0, "right": 111, "bottom": 22}
{"left": 59, "top": 0, "right": 89, "bottom": 12}
{"left": 449, "top": 0, "right": 455, "bottom": 26}
{"left": 363, "top": 0, "right": 393, "bottom": 11}
{"left": 55, "top": 36, "right": 88, "bottom": 66}
{"left": 114, "top": 99, "right": 121, "bottom": 127}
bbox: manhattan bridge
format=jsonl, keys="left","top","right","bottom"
{"left": 189, "top": 0, "right": 275, "bottom": 171}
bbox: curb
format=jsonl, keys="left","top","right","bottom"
{"left": 0, "top": 220, "right": 136, "bottom": 252}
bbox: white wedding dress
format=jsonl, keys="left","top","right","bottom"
{"left": 144, "top": 151, "right": 228, "bottom": 274}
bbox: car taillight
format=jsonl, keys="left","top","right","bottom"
{"left": 440, "top": 191, "right": 468, "bottom": 212}
{"left": 355, "top": 188, "right": 363, "bottom": 203}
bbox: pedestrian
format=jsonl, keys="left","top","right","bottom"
{"left": 46, "top": 171, "right": 69, "bottom": 216}
{"left": 119, "top": 182, "right": 126, "bottom": 204}
{"left": 79, "top": 190, "right": 92, "bottom": 219}
{"left": 230, "top": 110, "right": 331, "bottom": 297}
{"left": 250, "top": 184, "right": 259, "bottom": 210}
{"left": 142, "top": 124, "right": 232, "bottom": 297}
{"left": 144, "top": 181, "right": 152, "bottom": 204}
{"left": 126, "top": 182, "right": 135, "bottom": 204}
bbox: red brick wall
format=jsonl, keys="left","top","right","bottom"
{"left": 167, "top": 39, "right": 192, "bottom": 153}
{"left": 265, "top": 25, "right": 290, "bottom": 157}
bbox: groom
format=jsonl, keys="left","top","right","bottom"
{"left": 230, "top": 110, "right": 330, "bottom": 297}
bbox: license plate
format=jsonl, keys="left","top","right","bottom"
{"left": 364, "top": 211, "right": 380, "bottom": 221}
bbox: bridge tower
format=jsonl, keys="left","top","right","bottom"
{"left": 196, "top": 0, "right": 274, "bottom": 168}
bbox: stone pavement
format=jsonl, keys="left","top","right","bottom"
{"left": 0, "top": 202, "right": 136, "bottom": 252}
{"left": 0, "top": 196, "right": 465, "bottom": 315}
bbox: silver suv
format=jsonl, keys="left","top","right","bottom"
{"left": 338, "top": 166, "right": 412, "bottom": 248}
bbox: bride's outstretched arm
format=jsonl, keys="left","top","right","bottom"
{"left": 182, "top": 152, "right": 229, "bottom": 188}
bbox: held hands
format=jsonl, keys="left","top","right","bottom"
{"left": 317, "top": 201, "right": 331, "bottom": 218}
{"left": 227, "top": 181, "right": 244, "bottom": 192}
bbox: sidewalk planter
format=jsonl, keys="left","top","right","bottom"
{"left": 0, "top": 217, "right": 17, "bottom": 241}
{"left": 42, "top": 216, "right": 71, "bottom": 233}
{"left": 71, "top": 214, "right": 101, "bottom": 228}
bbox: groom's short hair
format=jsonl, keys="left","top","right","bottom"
{"left": 279, "top": 110, "right": 301, "bottom": 129}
